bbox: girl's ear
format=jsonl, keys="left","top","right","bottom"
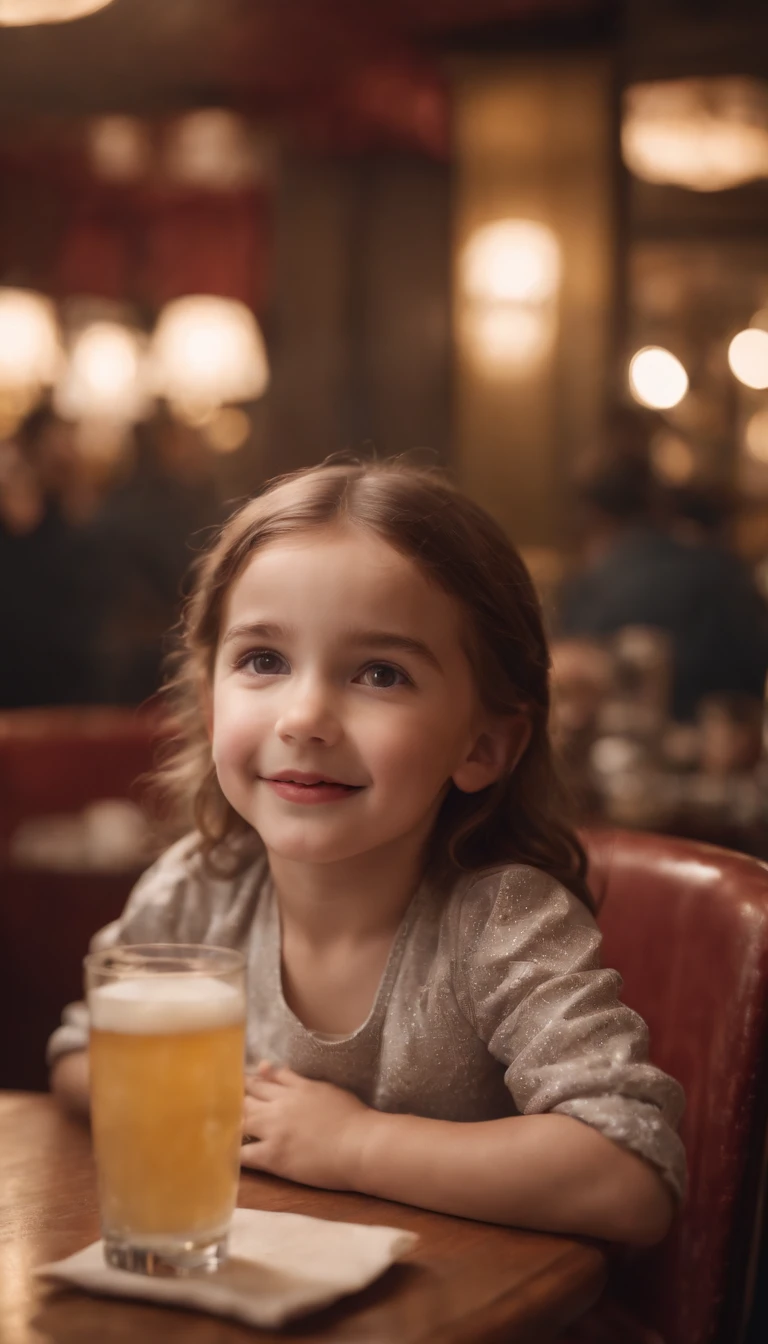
{"left": 452, "top": 712, "right": 532, "bottom": 795}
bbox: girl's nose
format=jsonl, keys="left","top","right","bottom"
{"left": 274, "top": 680, "right": 342, "bottom": 746}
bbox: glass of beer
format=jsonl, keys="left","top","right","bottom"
{"left": 86, "top": 944, "right": 246, "bottom": 1276}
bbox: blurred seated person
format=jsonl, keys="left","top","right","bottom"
{"left": 84, "top": 409, "right": 222, "bottom": 705}
{"left": 0, "top": 407, "right": 98, "bottom": 708}
{"left": 663, "top": 480, "right": 733, "bottom": 547}
{"left": 555, "top": 412, "right": 768, "bottom": 722}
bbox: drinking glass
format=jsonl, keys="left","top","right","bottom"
{"left": 85, "top": 943, "right": 246, "bottom": 1275}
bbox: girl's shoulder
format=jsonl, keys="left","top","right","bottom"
{"left": 140, "top": 831, "right": 208, "bottom": 885}
{"left": 130, "top": 831, "right": 231, "bottom": 895}
{"left": 443, "top": 861, "right": 598, "bottom": 938}
{"left": 115, "top": 832, "right": 269, "bottom": 945}
{"left": 139, "top": 830, "right": 266, "bottom": 887}
{"left": 440, "top": 862, "right": 602, "bottom": 990}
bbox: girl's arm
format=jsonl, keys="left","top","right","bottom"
{"left": 50, "top": 1050, "right": 90, "bottom": 1120}
{"left": 353, "top": 1107, "right": 673, "bottom": 1245}
{"left": 242, "top": 1067, "right": 675, "bottom": 1246}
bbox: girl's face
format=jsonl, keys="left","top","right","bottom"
{"left": 211, "top": 525, "right": 509, "bottom": 869}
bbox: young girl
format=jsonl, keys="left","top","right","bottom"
{"left": 50, "top": 460, "right": 685, "bottom": 1244}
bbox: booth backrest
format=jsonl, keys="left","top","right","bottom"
{"left": 584, "top": 828, "right": 768, "bottom": 1344}
{"left": 0, "top": 706, "right": 166, "bottom": 842}
{"left": 0, "top": 706, "right": 170, "bottom": 1089}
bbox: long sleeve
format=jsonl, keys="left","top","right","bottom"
{"left": 453, "top": 865, "right": 687, "bottom": 1203}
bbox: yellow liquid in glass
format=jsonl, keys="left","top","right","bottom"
{"left": 89, "top": 1019, "right": 244, "bottom": 1239}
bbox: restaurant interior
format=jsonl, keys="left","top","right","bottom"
{"left": 2, "top": 2, "right": 768, "bottom": 1342}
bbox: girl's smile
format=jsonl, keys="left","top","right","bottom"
{"left": 260, "top": 771, "right": 364, "bottom": 806}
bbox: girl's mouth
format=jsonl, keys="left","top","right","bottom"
{"left": 262, "top": 777, "right": 363, "bottom": 806}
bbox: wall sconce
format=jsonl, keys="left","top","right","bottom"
{"left": 149, "top": 295, "right": 269, "bottom": 421}
{"left": 459, "top": 220, "right": 561, "bottom": 372}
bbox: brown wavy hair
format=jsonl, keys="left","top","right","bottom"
{"left": 155, "top": 459, "right": 592, "bottom": 909}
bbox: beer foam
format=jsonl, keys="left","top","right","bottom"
{"left": 89, "top": 976, "right": 245, "bottom": 1034}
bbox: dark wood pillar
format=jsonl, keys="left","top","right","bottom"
{"left": 451, "top": 55, "right": 616, "bottom": 549}
{"left": 264, "top": 151, "right": 452, "bottom": 478}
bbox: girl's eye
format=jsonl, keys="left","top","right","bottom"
{"left": 356, "top": 663, "right": 410, "bottom": 689}
{"left": 238, "top": 649, "right": 288, "bottom": 676}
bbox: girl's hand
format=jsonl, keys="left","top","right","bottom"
{"left": 241, "top": 1061, "right": 372, "bottom": 1189}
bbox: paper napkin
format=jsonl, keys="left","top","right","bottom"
{"left": 37, "top": 1206, "right": 418, "bottom": 1329}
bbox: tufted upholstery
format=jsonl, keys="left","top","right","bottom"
{"left": 571, "top": 828, "right": 768, "bottom": 1344}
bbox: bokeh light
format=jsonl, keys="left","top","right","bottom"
{"left": 728, "top": 328, "right": 768, "bottom": 390}
{"left": 629, "top": 347, "right": 689, "bottom": 410}
{"left": 0, "top": 287, "right": 61, "bottom": 390}
{"left": 0, "top": 0, "right": 114, "bottom": 23}
{"left": 462, "top": 307, "right": 554, "bottom": 371}
{"left": 622, "top": 77, "right": 768, "bottom": 191}
{"left": 745, "top": 408, "right": 768, "bottom": 463}
{"left": 89, "top": 116, "right": 151, "bottom": 183}
{"left": 55, "top": 321, "right": 149, "bottom": 422}
{"left": 461, "top": 220, "right": 561, "bottom": 305}
{"left": 651, "top": 431, "right": 696, "bottom": 483}
{"left": 202, "top": 407, "right": 251, "bottom": 454}
{"left": 164, "top": 110, "right": 259, "bottom": 190}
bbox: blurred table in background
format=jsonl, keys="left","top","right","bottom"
{"left": 551, "top": 629, "right": 768, "bottom": 864}
{"left": 0, "top": 705, "right": 167, "bottom": 849}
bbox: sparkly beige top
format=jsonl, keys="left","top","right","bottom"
{"left": 49, "top": 834, "right": 687, "bottom": 1202}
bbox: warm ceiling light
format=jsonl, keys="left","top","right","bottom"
{"left": 461, "top": 220, "right": 561, "bottom": 305}
{"left": 728, "top": 328, "right": 768, "bottom": 390}
{"left": 0, "top": 287, "right": 61, "bottom": 390}
{"left": 0, "top": 0, "right": 114, "bottom": 23}
{"left": 629, "top": 347, "right": 689, "bottom": 409}
{"left": 459, "top": 220, "right": 560, "bottom": 370}
{"left": 150, "top": 295, "right": 269, "bottom": 415}
{"left": 55, "top": 321, "right": 150, "bottom": 422}
{"left": 622, "top": 77, "right": 768, "bottom": 192}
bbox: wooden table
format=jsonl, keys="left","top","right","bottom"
{"left": 0, "top": 1093, "right": 607, "bottom": 1344}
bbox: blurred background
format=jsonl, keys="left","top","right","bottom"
{"left": 3, "top": 0, "right": 768, "bottom": 874}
